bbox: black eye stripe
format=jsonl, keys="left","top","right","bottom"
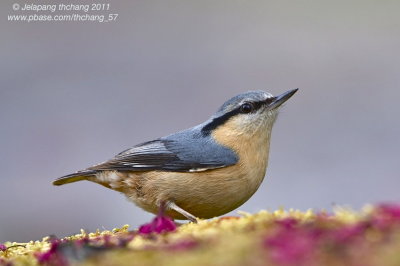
{"left": 201, "top": 99, "right": 273, "bottom": 136}
{"left": 201, "top": 109, "right": 240, "bottom": 136}
{"left": 250, "top": 101, "right": 263, "bottom": 111}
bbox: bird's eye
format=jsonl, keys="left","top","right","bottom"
{"left": 240, "top": 102, "right": 254, "bottom": 114}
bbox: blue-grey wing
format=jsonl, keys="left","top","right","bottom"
{"left": 87, "top": 131, "right": 238, "bottom": 172}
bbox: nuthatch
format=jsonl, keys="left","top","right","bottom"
{"left": 53, "top": 89, "right": 298, "bottom": 222}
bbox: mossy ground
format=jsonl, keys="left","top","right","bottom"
{"left": 2, "top": 204, "right": 400, "bottom": 266}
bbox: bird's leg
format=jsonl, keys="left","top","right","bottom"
{"left": 158, "top": 201, "right": 168, "bottom": 216}
{"left": 166, "top": 201, "right": 198, "bottom": 223}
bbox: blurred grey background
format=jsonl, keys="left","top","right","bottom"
{"left": 1, "top": 0, "right": 399, "bottom": 242}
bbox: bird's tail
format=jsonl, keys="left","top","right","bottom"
{"left": 53, "top": 170, "right": 97, "bottom": 186}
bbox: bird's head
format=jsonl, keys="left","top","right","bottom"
{"left": 201, "top": 89, "right": 298, "bottom": 138}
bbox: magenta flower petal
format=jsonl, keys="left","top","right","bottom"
{"left": 276, "top": 218, "right": 298, "bottom": 229}
{"left": 35, "top": 239, "right": 68, "bottom": 265}
{"left": 139, "top": 215, "right": 176, "bottom": 234}
{"left": 35, "top": 240, "right": 59, "bottom": 263}
{"left": 154, "top": 216, "right": 176, "bottom": 233}
{"left": 0, "top": 244, "right": 6, "bottom": 252}
{"left": 332, "top": 223, "right": 367, "bottom": 243}
{"left": 265, "top": 227, "right": 318, "bottom": 265}
{"left": 377, "top": 203, "right": 400, "bottom": 219}
{"left": 370, "top": 203, "right": 400, "bottom": 230}
{"left": 138, "top": 223, "right": 154, "bottom": 234}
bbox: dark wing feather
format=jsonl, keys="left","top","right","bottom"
{"left": 87, "top": 136, "right": 238, "bottom": 173}
{"left": 87, "top": 140, "right": 177, "bottom": 171}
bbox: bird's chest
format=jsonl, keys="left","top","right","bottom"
{"left": 211, "top": 123, "right": 272, "bottom": 194}
{"left": 181, "top": 137, "right": 270, "bottom": 218}
{"left": 200, "top": 132, "right": 271, "bottom": 210}
{"left": 232, "top": 135, "right": 270, "bottom": 196}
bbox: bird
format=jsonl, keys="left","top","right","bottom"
{"left": 53, "top": 89, "right": 298, "bottom": 223}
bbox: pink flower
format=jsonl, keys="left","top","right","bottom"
{"left": 0, "top": 244, "right": 6, "bottom": 252}
{"left": 377, "top": 203, "right": 400, "bottom": 219}
{"left": 371, "top": 203, "right": 400, "bottom": 230}
{"left": 139, "top": 216, "right": 176, "bottom": 234}
{"left": 332, "top": 223, "right": 367, "bottom": 243}
{"left": 275, "top": 218, "right": 298, "bottom": 229}
{"left": 35, "top": 238, "right": 67, "bottom": 265}
{"left": 265, "top": 221, "right": 318, "bottom": 265}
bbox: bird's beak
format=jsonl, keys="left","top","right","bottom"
{"left": 267, "top": 88, "right": 298, "bottom": 110}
